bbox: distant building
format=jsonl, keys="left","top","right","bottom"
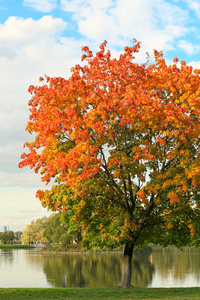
{"left": 0, "top": 226, "right": 7, "bottom": 232}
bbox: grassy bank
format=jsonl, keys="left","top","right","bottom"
{"left": 0, "top": 244, "right": 34, "bottom": 249}
{"left": 0, "top": 287, "right": 200, "bottom": 300}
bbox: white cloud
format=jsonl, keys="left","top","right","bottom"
{"left": 0, "top": 187, "right": 52, "bottom": 231}
{"left": 0, "top": 16, "right": 67, "bottom": 57}
{"left": 185, "top": 0, "right": 200, "bottom": 18}
{"left": 178, "top": 40, "right": 200, "bottom": 55}
{"left": 188, "top": 60, "right": 200, "bottom": 70}
{"left": 23, "top": 0, "right": 57, "bottom": 12}
{"left": 60, "top": 0, "right": 189, "bottom": 58}
{"left": 78, "top": 10, "right": 117, "bottom": 43}
{"left": 0, "top": 15, "right": 85, "bottom": 232}
{"left": 0, "top": 170, "right": 45, "bottom": 187}
{"left": 0, "top": 16, "right": 84, "bottom": 190}
{"left": 61, "top": 0, "right": 114, "bottom": 13}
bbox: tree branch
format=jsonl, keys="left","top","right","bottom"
{"left": 133, "top": 194, "right": 155, "bottom": 240}
{"left": 98, "top": 145, "right": 124, "bottom": 197}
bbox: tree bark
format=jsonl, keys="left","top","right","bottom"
{"left": 121, "top": 242, "right": 134, "bottom": 288}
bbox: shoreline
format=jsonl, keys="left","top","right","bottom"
{"left": 39, "top": 250, "right": 124, "bottom": 254}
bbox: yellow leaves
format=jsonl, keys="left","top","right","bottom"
{"left": 162, "top": 180, "right": 173, "bottom": 189}
{"left": 79, "top": 200, "right": 86, "bottom": 209}
{"left": 132, "top": 145, "right": 154, "bottom": 162}
{"left": 157, "top": 173, "right": 165, "bottom": 180}
{"left": 173, "top": 57, "right": 178, "bottom": 63}
{"left": 178, "top": 185, "right": 188, "bottom": 193}
{"left": 107, "top": 151, "right": 131, "bottom": 170}
{"left": 186, "top": 166, "right": 200, "bottom": 187}
{"left": 70, "top": 215, "right": 77, "bottom": 223}
{"left": 93, "top": 121, "right": 105, "bottom": 134}
{"left": 180, "top": 60, "right": 186, "bottom": 67}
{"left": 54, "top": 201, "right": 61, "bottom": 210}
{"left": 82, "top": 230, "right": 87, "bottom": 237}
{"left": 155, "top": 137, "right": 166, "bottom": 145}
{"left": 119, "top": 217, "right": 136, "bottom": 241}
{"left": 168, "top": 192, "right": 180, "bottom": 205}
{"left": 137, "top": 189, "right": 148, "bottom": 205}
{"left": 133, "top": 153, "right": 142, "bottom": 162}
{"left": 111, "top": 119, "right": 117, "bottom": 125}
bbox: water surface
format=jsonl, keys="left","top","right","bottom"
{"left": 1, "top": 247, "right": 200, "bottom": 288}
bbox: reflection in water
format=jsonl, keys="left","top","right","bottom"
{"left": 0, "top": 249, "right": 52, "bottom": 288}
{"left": 150, "top": 247, "right": 200, "bottom": 287}
{"left": 27, "top": 253, "right": 122, "bottom": 287}
{"left": 1, "top": 247, "right": 200, "bottom": 287}
{"left": 0, "top": 249, "right": 14, "bottom": 265}
{"left": 132, "top": 253, "right": 155, "bottom": 287}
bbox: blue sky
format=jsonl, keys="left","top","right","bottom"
{"left": 1, "top": 0, "right": 200, "bottom": 231}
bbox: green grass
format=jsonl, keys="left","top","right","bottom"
{"left": 41, "top": 243, "right": 124, "bottom": 253}
{"left": 0, "top": 244, "right": 34, "bottom": 249}
{"left": 41, "top": 243, "right": 84, "bottom": 252}
{"left": 0, "top": 287, "right": 200, "bottom": 300}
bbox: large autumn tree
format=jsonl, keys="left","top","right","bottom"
{"left": 19, "top": 40, "right": 200, "bottom": 287}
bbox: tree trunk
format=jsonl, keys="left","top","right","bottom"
{"left": 121, "top": 242, "right": 134, "bottom": 288}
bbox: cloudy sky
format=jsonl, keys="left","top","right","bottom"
{"left": 1, "top": 0, "right": 200, "bottom": 232}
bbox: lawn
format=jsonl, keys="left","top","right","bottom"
{"left": 0, "top": 287, "right": 200, "bottom": 300}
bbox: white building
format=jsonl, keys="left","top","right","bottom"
{"left": 0, "top": 226, "right": 7, "bottom": 232}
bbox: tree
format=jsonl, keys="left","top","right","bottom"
{"left": 43, "top": 213, "right": 72, "bottom": 245}
{"left": 0, "top": 231, "right": 15, "bottom": 244}
{"left": 19, "top": 40, "right": 200, "bottom": 287}
{"left": 22, "top": 217, "right": 47, "bottom": 244}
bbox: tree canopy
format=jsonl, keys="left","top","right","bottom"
{"left": 22, "top": 217, "right": 47, "bottom": 244}
{"left": 43, "top": 213, "right": 74, "bottom": 246}
{"left": 21, "top": 213, "right": 80, "bottom": 247}
{"left": 19, "top": 40, "right": 200, "bottom": 287}
{"left": 0, "top": 231, "right": 14, "bottom": 244}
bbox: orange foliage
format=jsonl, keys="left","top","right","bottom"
{"left": 19, "top": 40, "right": 200, "bottom": 247}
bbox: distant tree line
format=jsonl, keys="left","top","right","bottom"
{"left": 0, "top": 231, "right": 15, "bottom": 244}
{"left": 21, "top": 213, "right": 82, "bottom": 247}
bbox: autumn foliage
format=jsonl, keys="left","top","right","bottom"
{"left": 19, "top": 40, "right": 200, "bottom": 286}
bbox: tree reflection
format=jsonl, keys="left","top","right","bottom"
{"left": 42, "top": 253, "right": 122, "bottom": 287}
{"left": 26, "top": 252, "right": 154, "bottom": 288}
{"left": 23, "top": 248, "right": 200, "bottom": 288}
{"left": 0, "top": 249, "right": 14, "bottom": 265}
{"left": 152, "top": 247, "right": 200, "bottom": 282}
{"left": 132, "top": 253, "right": 155, "bottom": 287}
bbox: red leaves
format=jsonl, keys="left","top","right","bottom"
{"left": 28, "top": 85, "right": 34, "bottom": 94}
{"left": 168, "top": 192, "right": 180, "bottom": 205}
{"left": 81, "top": 45, "right": 93, "bottom": 61}
{"left": 81, "top": 54, "right": 87, "bottom": 61}
{"left": 173, "top": 57, "right": 178, "bottom": 63}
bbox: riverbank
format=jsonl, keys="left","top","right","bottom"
{"left": 39, "top": 243, "right": 152, "bottom": 253}
{"left": 0, "top": 287, "right": 200, "bottom": 299}
{"left": 0, "top": 244, "right": 34, "bottom": 249}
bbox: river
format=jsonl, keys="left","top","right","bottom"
{"left": 0, "top": 247, "right": 200, "bottom": 288}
